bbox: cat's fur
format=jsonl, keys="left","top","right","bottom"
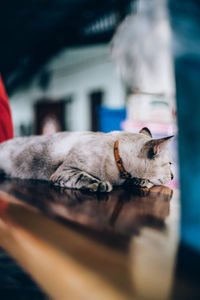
{"left": 0, "top": 128, "right": 173, "bottom": 192}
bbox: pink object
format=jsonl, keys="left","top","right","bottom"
{"left": 121, "top": 120, "right": 177, "bottom": 136}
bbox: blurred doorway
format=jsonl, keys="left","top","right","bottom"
{"left": 89, "top": 90, "right": 103, "bottom": 131}
{"left": 34, "top": 100, "right": 66, "bottom": 135}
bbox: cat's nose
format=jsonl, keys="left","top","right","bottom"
{"left": 171, "top": 173, "right": 174, "bottom": 180}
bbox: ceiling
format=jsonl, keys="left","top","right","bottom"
{"left": 0, "top": 0, "right": 135, "bottom": 94}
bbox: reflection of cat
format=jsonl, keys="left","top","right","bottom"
{"left": 47, "top": 186, "right": 173, "bottom": 236}
{"left": 0, "top": 178, "right": 173, "bottom": 239}
{"left": 0, "top": 127, "right": 173, "bottom": 192}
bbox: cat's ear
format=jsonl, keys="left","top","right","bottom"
{"left": 139, "top": 127, "right": 152, "bottom": 138}
{"left": 144, "top": 136, "right": 174, "bottom": 158}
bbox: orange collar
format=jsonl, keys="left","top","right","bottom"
{"left": 114, "top": 140, "right": 132, "bottom": 180}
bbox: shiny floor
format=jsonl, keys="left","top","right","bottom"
{"left": 0, "top": 178, "right": 199, "bottom": 300}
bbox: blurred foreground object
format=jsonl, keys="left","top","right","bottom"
{"left": 0, "top": 75, "right": 13, "bottom": 142}
{"left": 169, "top": 0, "right": 200, "bottom": 252}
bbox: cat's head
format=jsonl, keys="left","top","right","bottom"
{"left": 138, "top": 127, "right": 174, "bottom": 186}
{"left": 124, "top": 127, "right": 174, "bottom": 186}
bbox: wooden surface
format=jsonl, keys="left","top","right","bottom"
{"left": 0, "top": 178, "right": 198, "bottom": 300}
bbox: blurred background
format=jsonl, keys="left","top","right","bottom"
{"left": 0, "top": 0, "right": 178, "bottom": 183}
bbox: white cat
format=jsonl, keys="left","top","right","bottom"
{"left": 0, "top": 128, "right": 173, "bottom": 192}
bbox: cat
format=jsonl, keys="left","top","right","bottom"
{"left": 0, "top": 127, "right": 173, "bottom": 192}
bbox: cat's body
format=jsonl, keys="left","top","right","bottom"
{"left": 0, "top": 129, "right": 173, "bottom": 192}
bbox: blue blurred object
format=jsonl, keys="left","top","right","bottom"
{"left": 169, "top": 0, "right": 200, "bottom": 251}
{"left": 98, "top": 107, "right": 126, "bottom": 132}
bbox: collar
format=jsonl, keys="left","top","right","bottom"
{"left": 114, "top": 140, "right": 132, "bottom": 180}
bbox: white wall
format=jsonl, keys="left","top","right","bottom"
{"left": 10, "top": 44, "right": 126, "bottom": 135}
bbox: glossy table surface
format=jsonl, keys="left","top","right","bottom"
{"left": 0, "top": 178, "right": 199, "bottom": 300}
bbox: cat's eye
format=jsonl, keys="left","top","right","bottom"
{"left": 169, "top": 162, "right": 172, "bottom": 165}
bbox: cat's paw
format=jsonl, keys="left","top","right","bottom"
{"left": 49, "top": 173, "right": 66, "bottom": 187}
{"left": 131, "top": 178, "right": 151, "bottom": 188}
{"left": 98, "top": 181, "right": 112, "bottom": 192}
{"left": 145, "top": 181, "right": 154, "bottom": 188}
{"left": 86, "top": 181, "right": 112, "bottom": 193}
{"left": 139, "top": 179, "right": 151, "bottom": 188}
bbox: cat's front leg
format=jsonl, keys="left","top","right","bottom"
{"left": 50, "top": 165, "right": 112, "bottom": 192}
